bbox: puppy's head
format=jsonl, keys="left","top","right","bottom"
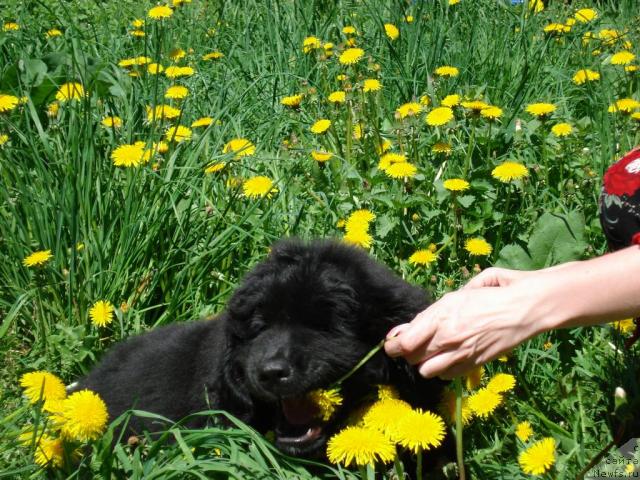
{"left": 223, "top": 239, "right": 429, "bottom": 456}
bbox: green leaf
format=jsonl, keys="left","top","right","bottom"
{"left": 495, "top": 243, "right": 535, "bottom": 270}
{"left": 527, "top": 211, "right": 586, "bottom": 267}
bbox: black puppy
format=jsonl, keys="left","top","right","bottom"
{"left": 77, "top": 239, "right": 443, "bottom": 456}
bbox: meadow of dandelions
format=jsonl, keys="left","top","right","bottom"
{"left": 1, "top": 0, "right": 640, "bottom": 477}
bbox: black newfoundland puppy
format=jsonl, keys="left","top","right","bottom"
{"left": 77, "top": 239, "right": 444, "bottom": 456}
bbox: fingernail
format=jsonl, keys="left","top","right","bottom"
{"left": 386, "top": 324, "right": 408, "bottom": 339}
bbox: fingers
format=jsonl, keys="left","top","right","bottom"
{"left": 417, "top": 350, "right": 479, "bottom": 380}
{"left": 463, "top": 267, "right": 527, "bottom": 290}
{"left": 384, "top": 308, "right": 438, "bottom": 360}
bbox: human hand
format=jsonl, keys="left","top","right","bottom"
{"left": 384, "top": 270, "right": 548, "bottom": 379}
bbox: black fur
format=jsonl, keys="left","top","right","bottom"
{"left": 77, "top": 239, "right": 444, "bottom": 455}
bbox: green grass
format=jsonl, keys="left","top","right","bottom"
{"left": 1, "top": 0, "right": 640, "bottom": 477}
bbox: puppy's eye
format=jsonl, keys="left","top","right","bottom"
{"left": 246, "top": 316, "right": 266, "bottom": 337}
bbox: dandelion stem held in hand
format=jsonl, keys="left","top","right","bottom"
{"left": 454, "top": 377, "right": 466, "bottom": 480}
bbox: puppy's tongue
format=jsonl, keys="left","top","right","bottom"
{"left": 281, "top": 396, "right": 319, "bottom": 425}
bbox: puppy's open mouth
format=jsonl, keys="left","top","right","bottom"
{"left": 275, "top": 396, "right": 326, "bottom": 452}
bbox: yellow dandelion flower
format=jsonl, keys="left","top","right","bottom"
{"left": 46, "top": 28, "right": 63, "bottom": 38}
{"left": 465, "top": 366, "right": 485, "bottom": 390}
{"left": 327, "top": 426, "right": 395, "bottom": 467}
{"left": 281, "top": 94, "right": 303, "bottom": 108}
{"left": 409, "top": 249, "right": 438, "bottom": 266}
{"left": 339, "top": 48, "right": 364, "bottom": 65}
{"left": 205, "top": 163, "right": 225, "bottom": 173}
{"left": 573, "top": 69, "right": 600, "bottom": 85}
{"left": 626, "top": 65, "right": 638, "bottom": 73}
{"left": 131, "top": 18, "right": 144, "bottom": 28}
{"left": 608, "top": 98, "right": 640, "bottom": 113}
{"left": 309, "top": 388, "right": 343, "bottom": 421}
{"left": 516, "top": 421, "right": 534, "bottom": 442}
{"left": 551, "top": 122, "right": 573, "bottom": 137}
{"left": 3, "top": 22, "right": 19, "bottom": 31}
{"left": 346, "top": 209, "right": 376, "bottom": 228}
{"left": 486, "top": 373, "right": 516, "bottom": 393}
{"left": 147, "top": 63, "right": 164, "bottom": 74}
{"left": 441, "top": 94, "right": 461, "bottom": 107}
{"left": 434, "top": 66, "right": 459, "bottom": 77}
{"left": 363, "top": 79, "right": 381, "bottom": 92}
{"left": 164, "top": 65, "right": 194, "bottom": 78}
{"left": 443, "top": 178, "right": 469, "bottom": 192}
{"left": 0, "top": 134, "right": 8, "bottom": 146}
{"left": 311, "top": 150, "right": 332, "bottom": 162}
{"left": 101, "top": 116, "right": 122, "bottom": 128}
{"left": 112, "top": 143, "right": 152, "bottom": 167}
{"left": 89, "top": 300, "right": 114, "bottom": 328}
{"left": 467, "top": 387, "right": 503, "bottom": 418}
{"left": 302, "top": 36, "right": 322, "bottom": 53}
{"left": 202, "top": 51, "right": 224, "bottom": 61}
{"left": 378, "top": 152, "right": 407, "bottom": 171}
{"left": 344, "top": 229, "right": 373, "bottom": 249}
{"left": 47, "top": 102, "right": 60, "bottom": 117}
{"left": 146, "top": 104, "right": 181, "bottom": 122}
{"left": 612, "top": 318, "right": 636, "bottom": 334}
{"left": 528, "top": 0, "right": 544, "bottom": 13}
{"left": 481, "top": 106, "right": 503, "bottom": 120}
{"left": 363, "top": 398, "right": 413, "bottom": 436}
{"left": 544, "top": 23, "right": 570, "bottom": 34}
{"left": 419, "top": 95, "right": 430, "bottom": 106}
{"left": 353, "top": 123, "right": 363, "bottom": 140}
{"left": 426, "top": 106, "right": 454, "bottom": 126}
{"left": 432, "top": 142, "right": 452, "bottom": 154}
{"left": 152, "top": 141, "right": 169, "bottom": 154}
{"left": 131, "top": 29, "right": 145, "bottom": 37}
{"left": 165, "top": 125, "right": 192, "bottom": 143}
{"left": 461, "top": 100, "right": 489, "bottom": 112}
{"left": 148, "top": 5, "right": 173, "bottom": 20}
{"left": 243, "top": 176, "right": 277, "bottom": 198}
{"left": 23, "top": 249, "right": 53, "bottom": 267}
{"left": 465, "top": 238, "right": 492, "bottom": 256}
{"left": 492, "top": 161, "right": 529, "bottom": 182}
{"left": 55, "top": 83, "right": 85, "bottom": 102}
{"left": 575, "top": 8, "right": 597, "bottom": 23}
{"left": 384, "top": 23, "right": 399, "bottom": 41}
{"left": 328, "top": 91, "right": 346, "bottom": 103}
{"left": 518, "top": 437, "right": 556, "bottom": 475}
{"left": 310, "top": 119, "right": 331, "bottom": 134}
{"left": 342, "top": 26, "right": 357, "bottom": 35}
{"left": 223, "top": 138, "right": 255, "bottom": 158}
{"left": 449, "top": 0, "right": 461, "bottom": 4}
{"left": 611, "top": 51, "right": 636, "bottom": 66}
{"left": 191, "top": 117, "right": 214, "bottom": 128}
{"left": 439, "top": 389, "right": 474, "bottom": 425}
{"left": 33, "top": 435, "right": 64, "bottom": 468}
{"left": 396, "top": 102, "right": 422, "bottom": 119}
{"left": 384, "top": 162, "right": 417, "bottom": 179}
{"left": 526, "top": 102, "right": 556, "bottom": 117}
{"left": 20, "top": 371, "right": 66, "bottom": 405}
{"left": 168, "top": 48, "right": 185, "bottom": 61}
{"left": 376, "top": 385, "right": 399, "bottom": 401}
{"left": 164, "top": 85, "right": 189, "bottom": 100}
{"left": 389, "top": 409, "right": 446, "bottom": 453}
{"left": 59, "top": 390, "right": 109, "bottom": 442}
{"left": 377, "top": 139, "right": 393, "bottom": 154}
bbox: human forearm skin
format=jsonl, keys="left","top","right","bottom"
{"left": 529, "top": 245, "right": 640, "bottom": 335}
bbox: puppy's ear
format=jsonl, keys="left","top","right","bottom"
{"left": 269, "top": 237, "right": 307, "bottom": 265}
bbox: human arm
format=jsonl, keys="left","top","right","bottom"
{"left": 384, "top": 245, "right": 640, "bottom": 379}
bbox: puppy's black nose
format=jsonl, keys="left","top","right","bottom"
{"left": 258, "top": 359, "right": 292, "bottom": 386}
